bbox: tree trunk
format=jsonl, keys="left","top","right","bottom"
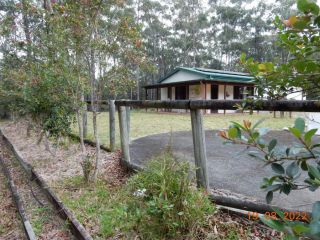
{"left": 90, "top": 48, "right": 100, "bottom": 182}
{"left": 21, "top": 0, "right": 32, "bottom": 60}
{"left": 83, "top": 110, "right": 88, "bottom": 138}
{"left": 136, "top": 67, "right": 140, "bottom": 100}
{"left": 78, "top": 92, "right": 86, "bottom": 153}
{"left": 44, "top": 131, "right": 55, "bottom": 156}
{"left": 92, "top": 110, "right": 100, "bottom": 181}
{"left": 76, "top": 110, "right": 86, "bottom": 153}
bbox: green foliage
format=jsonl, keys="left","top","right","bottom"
{"left": 235, "top": 1, "right": 320, "bottom": 237}
{"left": 0, "top": 0, "right": 149, "bottom": 138}
{"left": 60, "top": 152, "right": 215, "bottom": 239}
{"left": 220, "top": 117, "right": 320, "bottom": 239}
{"left": 221, "top": 118, "right": 320, "bottom": 201}
{"left": 241, "top": 0, "right": 320, "bottom": 99}
{"left": 125, "top": 150, "right": 215, "bottom": 239}
{"left": 22, "top": 66, "right": 76, "bottom": 137}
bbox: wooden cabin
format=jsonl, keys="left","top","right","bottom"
{"left": 144, "top": 67, "right": 254, "bottom": 113}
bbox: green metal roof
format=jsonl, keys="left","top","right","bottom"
{"left": 158, "top": 67, "right": 254, "bottom": 84}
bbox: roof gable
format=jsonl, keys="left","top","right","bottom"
{"left": 159, "top": 67, "right": 253, "bottom": 84}
{"left": 160, "top": 70, "right": 204, "bottom": 84}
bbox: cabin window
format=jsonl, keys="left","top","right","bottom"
{"left": 175, "top": 86, "right": 187, "bottom": 100}
{"left": 247, "top": 86, "right": 254, "bottom": 96}
{"left": 167, "top": 87, "right": 172, "bottom": 99}
{"left": 234, "top": 86, "right": 254, "bottom": 99}
{"left": 211, "top": 84, "right": 218, "bottom": 99}
{"left": 234, "top": 86, "right": 243, "bottom": 99}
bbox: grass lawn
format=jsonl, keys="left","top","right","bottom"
{"left": 73, "top": 110, "right": 299, "bottom": 148}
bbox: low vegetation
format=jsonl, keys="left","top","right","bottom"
{"left": 56, "top": 150, "right": 278, "bottom": 239}
{"left": 58, "top": 151, "right": 215, "bottom": 239}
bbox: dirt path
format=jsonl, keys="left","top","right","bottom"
{"left": 0, "top": 138, "right": 75, "bottom": 240}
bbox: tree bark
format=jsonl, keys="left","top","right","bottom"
{"left": 90, "top": 48, "right": 100, "bottom": 182}
{"left": 76, "top": 110, "right": 86, "bottom": 153}
{"left": 44, "top": 131, "right": 55, "bottom": 156}
{"left": 82, "top": 110, "right": 88, "bottom": 138}
{"left": 21, "top": 0, "right": 32, "bottom": 60}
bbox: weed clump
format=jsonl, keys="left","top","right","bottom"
{"left": 125, "top": 150, "right": 215, "bottom": 239}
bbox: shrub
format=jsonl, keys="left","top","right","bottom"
{"left": 124, "top": 150, "right": 215, "bottom": 239}
{"left": 220, "top": 118, "right": 320, "bottom": 239}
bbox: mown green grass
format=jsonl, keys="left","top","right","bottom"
{"left": 73, "top": 110, "right": 297, "bottom": 148}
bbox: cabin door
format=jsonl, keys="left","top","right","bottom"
{"left": 175, "top": 86, "right": 187, "bottom": 100}
{"left": 211, "top": 84, "right": 218, "bottom": 113}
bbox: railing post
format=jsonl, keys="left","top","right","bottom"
{"left": 126, "top": 106, "right": 131, "bottom": 143}
{"left": 190, "top": 109, "right": 209, "bottom": 191}
{"left": 118, "top": 105, "right": 130, "bottom": 165}
{"left": 109, "top": 100, "right": 116, "bottom": 152}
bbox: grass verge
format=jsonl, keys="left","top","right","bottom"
{"left": 73, "top": 110, "right": 296, "bottom": 148}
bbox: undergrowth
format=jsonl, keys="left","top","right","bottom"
{"left": 58, "top": 150, "right": 215, "bottom": 239}
{"left": 125, "top": 150, "right": 215, "bottom": 239}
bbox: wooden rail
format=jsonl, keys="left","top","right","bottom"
{"left": 0, "top": 130, "right": 93, "bottom": 240}
{"left": 113, "top": 99, "right": 320, "bottom": 194}
{"left": 0, "top": 156, "right": 36, "bottom": 240}
{"left": 115, "top": 99, "right": 320, "bottom": 111}
{"left": 86, "top": 99, "right": 320, "bottom": 155}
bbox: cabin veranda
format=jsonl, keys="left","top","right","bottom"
{"left": 144, "top": 67, "right": 254, "bottom": 113}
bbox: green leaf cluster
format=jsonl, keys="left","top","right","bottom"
{"left": 241, "top": 0, "right": 320, "bottom": 100}
{"left": 221, "top": 117, "right": 320, "bottom": 239}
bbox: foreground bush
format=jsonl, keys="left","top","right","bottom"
{"left": 125, "top": 150, "right": 215, "bottom": 239}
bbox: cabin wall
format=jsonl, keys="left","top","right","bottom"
{"left": 158, "top": 84, "right": 243, "bottom": 113}
{"left": 189, "top": 84, "right": 202, "bottom": 100}
{"left": 161, "top": 88, "right": 168, "bottom": 100}
{"left": 206, "top": 84, "right": 211, "bottom": 100}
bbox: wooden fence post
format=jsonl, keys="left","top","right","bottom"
{"left": 118, "top": 106, "right": 130, "bottom": 165}
{"left": 109, "top": 100, "right": 116, "bottom": 152}
{"left": 190, "top": 109, "right": 209, "bottom": 191}
{"left": 126, "top": 106, "right": 131, "bottom": 143}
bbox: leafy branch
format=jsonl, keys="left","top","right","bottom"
{"left": 219, "top": 117, "right": 320, "bottom": 239}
